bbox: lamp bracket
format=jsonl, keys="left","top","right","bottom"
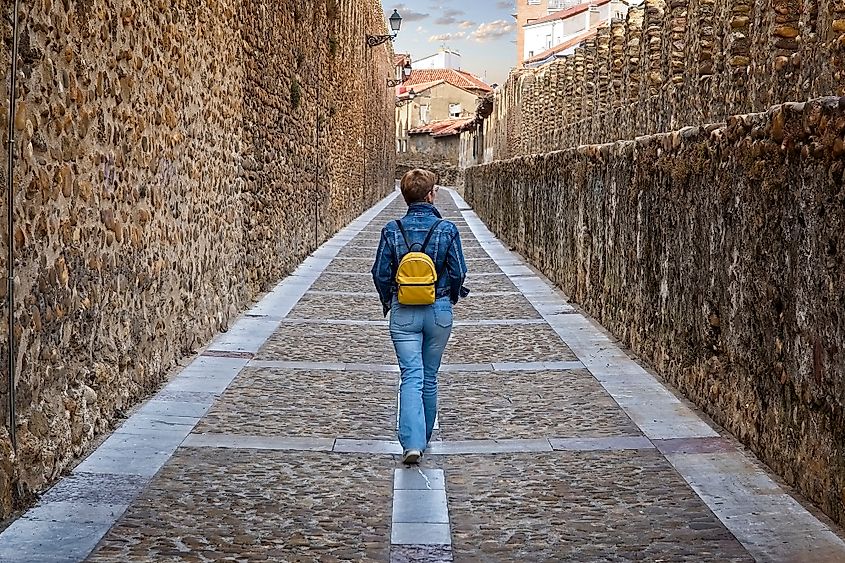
{"left": 366, "top": 34, "right": 396, "bottom": 48}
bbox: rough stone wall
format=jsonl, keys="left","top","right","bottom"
{"left": 0, "top": 0, "right": 394, "bottom": 518}
{"left": 466, "top": 96, "right": 845, "bottom": 527}
{"left": 488, "top": 0, "right": 845, "bottom": 160}
{"left": 395, "top": 159, "right": 463, "bottom": 188}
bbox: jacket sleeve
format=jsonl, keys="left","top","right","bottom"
{"left": 445, "top": 226, "right": 468, "bottom": 304}
{"left": 371, "top": 227, "right": 396, "bottom": 316}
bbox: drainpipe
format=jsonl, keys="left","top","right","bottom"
{"left": 5, "top": 0, "right": 22, "bottom": 452}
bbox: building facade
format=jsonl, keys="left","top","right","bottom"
{"left": 514, "top": 0, "right": 553, "bottom": 64}
{"left": 516, "top": 0, "right": 637, "bottom": 65}
{"left": 394, "top": 66, "right": 492, "bottom": 185}
{"left": 395, "top": 79, "right": 487, "bottom": 153}
{"left": 412, "top": 49, "right": 463, "bottom": 71}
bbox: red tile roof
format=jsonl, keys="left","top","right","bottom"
{"left": 524, "top": 22, "right": 607, "bottom": 64}
{"left": 432, "top": 118, "right": 476, "bottom": 137}
{"left": 527, "top": 0, "right": 611, "bottom": 26}
{"left": 404, "top": 69, "right": 493, "bottom": 94}
{"left": 408, "top": 118, "right": 476, "bottom": 137}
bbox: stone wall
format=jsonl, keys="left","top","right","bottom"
{"left": 407, "top": 133, "right": 460, "bottom": 162}
{"left": 396, "top": 156, "right": 463, "bottom": 188}
{"left": 466, "top": 96, "right": 845, "bottom": 527}
{"left": 0, "top": 0, "right": 394, "bottom": 518}
{"left": 485, "top": 0, "right": 845, "bottom": 161}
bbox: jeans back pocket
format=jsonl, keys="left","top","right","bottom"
{"left": 390, "top": 304, "right": 417, "bottom": 328}
{"left": 433, "top": 301, "right": 453, "bottom": 328}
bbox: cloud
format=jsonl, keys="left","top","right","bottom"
{"left": 429, "top": 32, "right": 467, "bottom": 42}
{"left": 433, "top": 8, "right": 465, "bottom": 26}
{"left": 495, "top": 1, "right": 513, "bottom": 8}
{"left": 458, "top": 20, "right": 476, "bottom": 29}
{"left": 470, "top": 20, "right": 515, "bottom": 42}
{"left": 389, "top": 4, "right": 429, "bottom": 22}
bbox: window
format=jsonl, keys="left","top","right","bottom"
{"left": 546, "top": 34, "right": 552, "bottom": 48}
{"left": 449, "top": 103, "right": 462, "bottom": 118}
{"left": 527, "top": 0, "right": 541, "bottom": 4}
{"left": 420, "top": 105, "right": 430, "bottom": 123}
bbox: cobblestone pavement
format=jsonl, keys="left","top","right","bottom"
{"left": 3, "top": 187, "right": 844, "bottom": 562}
{"left": 89, "top": 451, "right": 393, "bottom": 562}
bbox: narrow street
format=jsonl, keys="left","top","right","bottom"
{"left": 2, "top": 188, "right": 844, "bottom": 562}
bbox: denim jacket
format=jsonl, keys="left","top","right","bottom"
{"left": 371, "top": 203, "right": 468, "bottom": 316}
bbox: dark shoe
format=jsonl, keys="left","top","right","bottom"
{"left": 402, "top": 449, "right": 421, "bottom": 465}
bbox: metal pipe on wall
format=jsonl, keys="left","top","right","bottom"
{"left": 5, "top": 0, "right": 22, "bottom": 452}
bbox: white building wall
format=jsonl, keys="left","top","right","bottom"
{"left": 413, "top": 51, "right": 462, "bottom": 70}
{"left": 522, "top": 2, "right": 616, "bottom": 61}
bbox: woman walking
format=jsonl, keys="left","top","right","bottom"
{"left": 371, "top": 169, "right": 468, "bottom": 464}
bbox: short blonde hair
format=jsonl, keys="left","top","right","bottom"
{"left": 400, "top": 169, "right": 437, "bottom": 204}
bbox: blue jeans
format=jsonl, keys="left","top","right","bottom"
{"left": 390, "top": 297, "right": 453, "bottom": 452}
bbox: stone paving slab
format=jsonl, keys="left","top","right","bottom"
{"left": 349, "top": 233, "right": 390, "bottom": 245}
{"left": 309, "top": 271, "right": 383, "bottom": 292}
{"left": 438, "top": 370, "right": 642, "bottom": 440}
{"left": 194, "top": 368, "right": 397, "bottom": 439}
{"left": 335, "top": 241, "right": 485, "bottom": 258}
{"left": 395, "top": 468, "right": 447, "bottom": 491}
{"left": 391, "top": 524, "right": 452, "bottom": 546}
{"left": 444, "top": 451, "right": 753, "bottom": 562}
{"left": 334, "top": 439, "right": 404, "bottom": 455}
{"left": 428, "top": 439, "right": 553, "bottom": 455}
{"left": 446, "top": 323, "right": 576, "bottom": 363}
{"left": 324, "top": 254, "right": 496, "bottom": 275}
{"left": 549, "top": 436, "right": 655, "bottom": 451}
{"left": 87, "top": 451, "right": 393, "bottom": 562}
{"left": 393, "top": 490, "right": 450, "bottom": 524}
{"left": 306, "top": 290, "right": 521, "bottom": 298}
{"left": 244, "top": 360, "right": 589, "bottom": 375}
{"left": 288, "top": 292, "right": 540, "bottom": 322}
{"left": 308, "top": 270, "right": 518, "bottom": 294}
{"left": 0, "top": 520, "right": 114, "bottom": 563}
{"left": 183, "top": 433, "right": 336, "bottom": 452}
{"left": 462, "top": 273, "right": 518, "bottom": 292}
{"left": 256, "top": 321, "right": 396, "bottom": 362}
{"left": 667, "top": 451, "right": 845, "bottom": 562}
{"left": 255, "top": 322, "right": 577, "bottom": 364}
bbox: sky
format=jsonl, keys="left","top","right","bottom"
{"left": 380, "top": 1, "right": 518, "bottom": 87}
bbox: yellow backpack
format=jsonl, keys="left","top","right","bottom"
{"left": 395, "top": 219, "right": 443, "bottom": 306}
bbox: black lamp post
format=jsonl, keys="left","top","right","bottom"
{"left": 367, "top": 9, "right": 402, "bottom": 47}
{"left": 387, "top": 62, "right": 412, "bottom": 87}
{"left": 395, "top": 88, "right": 416, "bottom": 108}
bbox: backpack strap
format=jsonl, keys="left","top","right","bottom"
{"left": 396, "top": 219, "right": 442, "bottom": 253}
{"left": 421, "top": 220, "right": 443, "bottom": 253}
{"left": 395, "top": 220, "right": 413, "bottom": 252}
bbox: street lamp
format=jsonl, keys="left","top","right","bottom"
{"left": 367, "top": 9, "right": 402, "bottom": 47}
{"left": 395, "top": 88, "right": 416, "bottom": 107}
{"left": 387, "top": 62, "right": 412, "bottom": 87}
